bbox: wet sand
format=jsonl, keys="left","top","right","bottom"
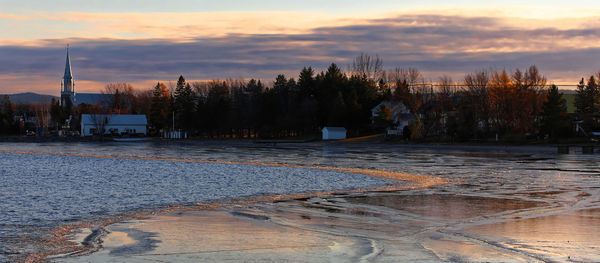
{"left": 55, "top": 191, "right": 600, "bottom": 262}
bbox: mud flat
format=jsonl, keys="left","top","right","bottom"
{"left": 55, "top": 190, "right": 599, "bottom": 263}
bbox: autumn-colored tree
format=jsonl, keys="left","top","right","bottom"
{"left": 133, "top": 88, "right": 153, "bottom": 115}
{"left": 511, "top": 66, "right": 547, "bottom": 133}
{"left": 149, "top": 82, "right": 171, "bottom": 132}
{"left": 33, "top": 102, "right": 50, "bottom": 135}
{"left": 489, "top": 69, "right": 516, "bottom": 134}
{"left": 373, "top": 104, "right": 394, "bottom": 129}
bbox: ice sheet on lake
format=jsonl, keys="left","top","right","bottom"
{"left": 0, "top": 152, "right": 392, "bottom": 240}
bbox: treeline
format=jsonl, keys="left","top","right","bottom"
{"left": 147, "top": 63, "right": 382, "bottom": 138}
{"left": 93, "top": 59, "right": 598, "bottom": 141}
{"left": 4, "top": 53, "right": 600, "bottom": 141}
{"left": 0, "top": 95, "right": 57, "bottom": 135}
{"left": 389, "top": 66, "right": 552, "bottom": 140}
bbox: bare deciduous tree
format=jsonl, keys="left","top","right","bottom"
{"left": 350, "top": 53, "right": 384, "bottom": 82}
{"left": 34, "top": 102, "right": 50, "bottom": 135}
{"left": 102, "top": 82, "right": 135, "bottom": 114}
{"left": 387, "top": 67, "right": 425, "bottom": 85}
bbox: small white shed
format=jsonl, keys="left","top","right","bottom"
{"left": 81, "top": 114, "right": 147, "bottom": 136}
{"left": 322, "top": 127, "right": 346, "bottom": 140}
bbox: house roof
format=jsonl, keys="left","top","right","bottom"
{"left": 322, "top": 126, "right": 346, "bottom": 132}
{"left": 81, "top": 114, "right": 147, "bottom": 126}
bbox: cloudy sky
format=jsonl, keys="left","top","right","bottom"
{"left": 1, "top": 0, "right": 600, "bottom": 95}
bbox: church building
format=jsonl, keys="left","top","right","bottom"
{"left": 59, "top": 46, "right": 109, "bottom": 112}
{"left": 59, "top": 46, "right": 148, "bottom": 137}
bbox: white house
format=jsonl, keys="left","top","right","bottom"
{"left": 322, "top": 127, "right": 346, "bottom": 140}
{"left": 371, "top": 101, "right": 415, "bottom": 134}
{"left": 81, "top": 114, "right": 147, "bottom": 137}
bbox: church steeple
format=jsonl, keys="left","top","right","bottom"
{"left": 64, "top": 44, "right": 73, "bottom": 80}
{"left": 61, "top": 44, "right": 75, "bottom": 111}
{"left": 62, "top": 44, "right": 74, "bottom": 93}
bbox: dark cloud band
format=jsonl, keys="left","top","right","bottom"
{"left": 1, "top": 14, "right": 599, "bottom": 91}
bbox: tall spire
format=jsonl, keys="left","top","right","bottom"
{"left": 64, "top": 44, "right": 73, "bottom": 79}
{"left": 62, "top": 44, "right": 74, "bottom": 94}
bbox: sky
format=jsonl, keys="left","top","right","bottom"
{"left": 1, "top": 0, "right": 600, "bottom": 95}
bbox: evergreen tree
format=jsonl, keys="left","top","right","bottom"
{"left": 298, "top": 67, "right": 316, "bottom": 98}
{"left": 296, "top": 67, "right": 318, "bottom": 133}
{"left": 540, "top": 85, "right": 571, "bottom": 139}
{"left": 575, "top": 78, "right": 587, "bottom": 114}
{"left": 575, "top": 76, "right": 599, "bottom": 114}
{"left": 206, "top": 81, "right": 231, "bottom": 137}
{"left": 174, "top": 75, "right": 195, "bottom": 131}
{"left": 272, "top": 74, "right": 290, "bottom": 131}
{"left": 0, "top": 95, "right": 15, "bottom": 134}
{"left": 575, "top": 76, "right": 600, "bottom": 132}
{"left": 318, "top": 63, "right": 347, "bottom": 127}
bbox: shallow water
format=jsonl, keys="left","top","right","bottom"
{"left": 0, "top": 141, "right": 599, "bottom": 262}
{"left": 0, "top": 145, "right": 396, "bottom": 260}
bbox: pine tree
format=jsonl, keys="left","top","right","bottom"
{"left": 540, "top": 85, "right": 570, "bottom": 139}
{"left": 174, "top": 75, "right": 195, "bottom": 131}
{"left": 575, "top": 76, "right": 599, "bottom": 114}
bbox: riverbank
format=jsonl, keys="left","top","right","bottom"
{"left": 1, "top": 134, "right": 597, "bottom": 147}
{"left": 0, "top": 135, "right": 571, "bottom": 153}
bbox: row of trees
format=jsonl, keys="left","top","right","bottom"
{"left": 3, "top": 53, "right": 600, "bottom": 141}
{"left": 387, "top": 66, "right": 600, "bottom": 141}
{"left": 388, "top": 66, "right": 554, "bottom": 140}
{"left": 0, "top": 96, "right": 62, "bottom": 135}
{"left": 101, "top": 63, "right": 595, "bottom": 141}
{"left": 146, "top": 64, "right": 383, "bottom": 138}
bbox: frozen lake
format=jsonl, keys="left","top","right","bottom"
{"left": 0, "top": 143, "right": 398, "bottom": 261}
{"left": 0, "top": 141, "right": 599, "bottom": 262}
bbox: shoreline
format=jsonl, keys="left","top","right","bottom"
{"left": 0, "top": 134, "right": 596, "bottom": 147}
{"left": 0, "top": 136, "right": 578, "bottom": 153}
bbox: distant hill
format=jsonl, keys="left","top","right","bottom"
{"left": 1, "top": 92, "right": 58, "bottom": 104}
